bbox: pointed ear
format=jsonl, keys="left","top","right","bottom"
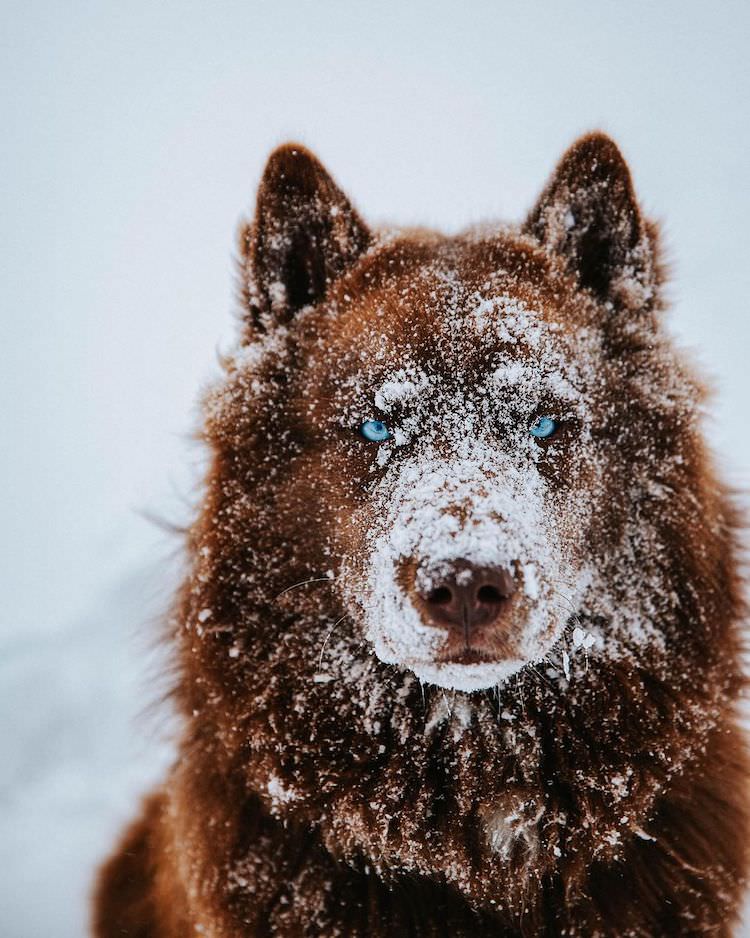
{"left": 240, "top": 144, "right": 371, "bottom": 330}
{"left": 524, "top": 133, "right": 657, "bottom": 311}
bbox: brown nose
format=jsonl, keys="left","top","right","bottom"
{"left": 419, "top": 565, "right": 516, "bottom": 641}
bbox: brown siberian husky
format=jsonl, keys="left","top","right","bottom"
{"left": 94, "top": 134, "right": 750, "bottom": 936}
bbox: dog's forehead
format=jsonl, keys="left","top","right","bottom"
{"left": 308, "top": 234, "right": 592, "bottom": 403}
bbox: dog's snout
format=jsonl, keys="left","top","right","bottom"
{"left": 418, "top": 565, "right": 516, "bottom": 640}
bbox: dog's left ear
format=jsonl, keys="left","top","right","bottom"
{"left": 524, "top": 133, "right": 657, "bottom": 312}
{"left": 241, "top": 144, "right": 371, "bottom": 331}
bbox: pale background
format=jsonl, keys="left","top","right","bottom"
{"left": 2, "top": 1, "right": 749, "bottom": 935}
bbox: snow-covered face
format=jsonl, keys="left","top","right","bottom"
{"left": 205, "top": 140, "right": 683, "bottom": 698}
{"left": 306, "top": 263, "right": 609, "bottom": 692}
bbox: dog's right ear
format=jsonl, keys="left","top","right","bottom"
{"left": 240, "top": 144, "right": 371, "bottom": 331}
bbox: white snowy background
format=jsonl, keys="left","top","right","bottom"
{"left": 2, "top": 1, "right": 750, "bottom": 935}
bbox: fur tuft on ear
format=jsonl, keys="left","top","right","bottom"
{"left": 239, "top": 144, "right": 371, "bottom": 332}
{"left": 524, "top": 132, "right": 658, "bottom": 313}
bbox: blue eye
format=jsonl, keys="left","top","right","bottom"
{"left": 359, "top": 419, "right": 392, "bottom": 443}
{"left": 530, "top": 415, "right": 558, "bottom": 439}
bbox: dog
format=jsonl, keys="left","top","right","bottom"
{"left": 93, "top": 133, "right": 750, "bottom": 936}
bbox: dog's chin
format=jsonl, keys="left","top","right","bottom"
{"left": 404, "top": 656, "right": 528, "bottom": 693}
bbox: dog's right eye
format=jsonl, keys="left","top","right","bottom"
{"left": 359, "top": 420, "right": 392, "bottom": 443}
{"left": 529, "top": 415, "right": 559, "bottom": 440}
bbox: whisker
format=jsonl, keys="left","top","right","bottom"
{"left": 276, "top": 575, "right": 335, "bottom": 601}
{"left": 527, "top": 663, "right": 556, "bottom": 691}
{"left": 548, "top": 586, "right": 583, "bottom": 615}
{"left": 514, "top": 671, "right": 527, "bottom": 717}
{"left": 318, "top": 614, "right": 348, "bottom": 669}
{"left": 550, "top": 586, "right": 575, "bottom": 603}
{"left": 547, "top": 595, "right": 586, "bottom": 633}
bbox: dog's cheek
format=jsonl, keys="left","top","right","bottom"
{"left": 294, "top": 454, "right": 385, "bottom": 625}
{"left": 551, "top": 434, "right": 616, "bottom": 559}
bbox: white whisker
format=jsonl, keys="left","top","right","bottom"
{"left": 318, "top": 614, "right": 348, "bottom": 669}
{"left": 276, "top": 575, "right": 335, "bottom": 601}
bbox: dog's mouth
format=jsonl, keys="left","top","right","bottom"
{"left": 433, "top": 626, "right": 522, "bottom": 666}
{"left": 398, "top": 652, "right": 531, "bottom": 693}
{"left": 375, "top": 586, "right": 581, "bottom": 691}
{"left": 397, "top": 606, "right": 595, "bottom": 692}
{"left": 436, "top": 646, "right": 498, "bottom": 666}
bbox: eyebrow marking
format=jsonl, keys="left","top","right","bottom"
{"left": 490, "top": 359, "right": 583, "bottom": 404}
{"left": 373, "top": 368, "right": 431, "bottom": 413}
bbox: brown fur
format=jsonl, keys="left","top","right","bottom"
{"left": 93, "top": 134, "right": 750, "bottom": 936}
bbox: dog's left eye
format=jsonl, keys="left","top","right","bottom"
{"left": 529, "top": 415, "right": 558, "bottom": 440}
{"left": 359, "top": 419, "right": 392, "bottom": 443}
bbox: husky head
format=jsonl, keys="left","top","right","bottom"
{"left": 205, "top": 134, "right": 692, "bottom": 694}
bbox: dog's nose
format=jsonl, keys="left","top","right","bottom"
{"left": 419, "top": 565, "right": 516, "bottom": 639}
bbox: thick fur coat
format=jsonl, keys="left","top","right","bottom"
{"left": 93, "top": 134, "right": 750, "bottom": 936}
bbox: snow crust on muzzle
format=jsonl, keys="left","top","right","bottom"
{"left": 348, "top": 439, "right": 592, "bottom": 692}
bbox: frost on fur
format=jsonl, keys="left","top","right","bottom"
{"left": 94, "top": 134, "right": 750, "bottom": 938}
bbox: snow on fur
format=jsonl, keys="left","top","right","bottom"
{"left": 94, "top": 136, "right": 750, "bottom": 938}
